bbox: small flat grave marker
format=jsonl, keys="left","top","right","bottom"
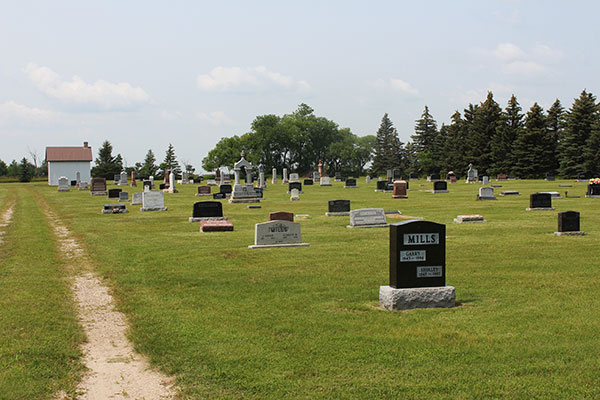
{"left": 500, "top": 190, "right": 520, "bottom": 196}
{"left": 347, "top": 208, "right": 388, "bottom": 228}
{"left": 540, "top": 191, "right": 563, "bottom": 199}
{"left": 102, "top": 203, "right": 128, "bottom": 214}
{"left": 454, "top": 214, "right": 486, "bottom": 223}
{"left": 200, "top": 220, "right": 234, "bottom": 232}
{"left": 269, "top": 211, "right": 294, "bottom": 221}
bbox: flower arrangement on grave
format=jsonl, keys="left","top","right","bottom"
{"left": 588, "top": 178, "right": 600, "bottom": 185}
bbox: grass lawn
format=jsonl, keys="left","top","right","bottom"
{"left": 0, "top": 185, "right": 84, "bottom": 399}
{"left": 5, "top": 178, "right": 600, "bottom": 398}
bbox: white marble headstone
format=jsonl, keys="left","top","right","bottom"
{"left": 290, "top": 188, "right": 300, "bottom": 201}
{"left": 131, "top": 192, "right": 143, "bottom": 205}
{"left": 57, "top": 176, "right": 69, "bottom": 192}
{"left": 141, "top": 191, "right": 167, "bottom": 211}
{"left": 320, "top": 176, "right": 332, "bottom": 186}
{"left": 289, "top": 173, "right": 299, "bottom": 183}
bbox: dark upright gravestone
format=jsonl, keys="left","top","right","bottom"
{"left": 389, "top": 220, "right": 446, "bottom": 288}
{"left": 429, "top": 173, "right": 440, "bottom": 181}
{"left": 288, "top": 182, "right": 302, "bottom": 193}
{"left": 190, "top": 201, "right": 225, "bottom": 222}
{"left": 386, "top": 182, "right": 395, "bottom": 191}
{"left": 335, "top": 172, "right": 342, "bottom": 181}
{"left": 586, "top": 182, "right": 600, "bottom": 197}
{"left": 303, "top": 179, "right": 314, "bottom": 186}
{"left": 326, "top": 199, "right": 350, "bottom": 216}
{"left": 392, "top": 181, "right": 408, "bottom": 199}
{"left": 143, "top": 180, "right": 152, "bottom": 189}
{"left": 219, "top": 184, "right": 233, "bottom": 196}
{"left": 108, "top": 188, "right": 121, "bottom": 199}
{"left": 70, "top": 180, "right": 77, "bottom": 187}
{"left": 344, "top": 178, "right": 357, "bottom": 188}
{"left": 159, "top": 183, "right": 166, "bottom": 190}
{"left": 528, "top": 193, "right": 553, "bottom": 210}
{"left": 433, "top": 181, "right": 448, "bottom": 193}
{"left": 557, "top": 210, "right": 581, "bottom": 234}
{"left": 393, "top": 169, "right": 402, "bottom": 180}
{"left": 376, "top": 181, "right": 387, "bottom": 191}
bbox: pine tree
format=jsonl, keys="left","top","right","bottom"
{"left": 513, "top": 103, "right": 548, "bottom": 178}
{"left": 91, "top": 140, "right": 122, "bottom": 179}
{"left": 583, "top": 119, "right": 600, "bottom": 173}
{"left": 139, "top": 149, "right": 158, "bottom": 178}
{"left": 546, "top": 99, "right": 565, "bottom": 174}
{"left": 467, "top": 92, "right": 502, "bottom": 175}
{"left": 371, "top": 114, "right": 402, "bottom": 173}
{"left": 558, "top": 90, "right": 598, "bottom": 177}
{"left": 438, "top": 111, "right": 469, "bottom": 176}
{"left": 412, "top": 106, "right": 439, "bottom": 175}
{"left": 491, "top": 95, "right": 523, "bottom": 175}
{"left": 162, "top": 143, "right": 181, "bottom": 175}
{"left": 18, "top": 157, "right": 34, "bottom": 182}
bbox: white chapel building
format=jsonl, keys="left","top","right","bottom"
{"left": 46, "top": 142, "right": 93, "bottom": 186}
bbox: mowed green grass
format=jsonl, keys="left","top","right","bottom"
{"left": 0, "top": 185, "right": 84, "bottom": 399}
{"left": 32, "top": 179, "right": 600, "bottom": 399}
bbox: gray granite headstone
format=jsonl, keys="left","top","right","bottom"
{"left": 248, "top": 220, "right": 309, "bottom": 249}
{"left": 141, "top": 191, "right": 167, "bottom": 211}
{"left": 348, "top": 208, "right": 387, "bottom": 228}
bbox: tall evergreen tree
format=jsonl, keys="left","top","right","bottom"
{"left": 162, "top": 143, "right": 181, "bottom": 175}
{"left": 371, "top": 113, "right": 402, "bottom": 173}
{"left": 412, "top": 106, "right": 439, "bottom": 175}
{"left": 558, "top": 90, "right": 599, "bottom": 177}
{"left": 583, "top": 119, "right": 600, "bottom": 174}
{"left": 139, "top": 149, "right": 158, "bottom": 178}
{"left": 512, "top": 103, "right": 549, "bottom": 178}
{"left": 439, "top": 111, "right": 469, "bottom": 176}
{"left": 0, "top": 160, "right": 7, "bottom": 176}
{"left": 91, "top": 140, "right": 122, "bottom": 179}
{"left": 467, "top": 92, "right": 502, "bottom": 175}
{"left": 18, "top": 157, "right": 34, "bottom": 182}
{"left": 491, "top": 95, "right": 523, "bottom": 175}
{"left": 546, "top": 99, "right": 565, "bottom": 174}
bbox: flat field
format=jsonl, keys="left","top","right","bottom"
{"left": 1, "top": 179, "right": 599, "bottom": 399}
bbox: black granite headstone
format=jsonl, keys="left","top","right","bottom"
{"left": 386, "top": 182, "right": 394, "bottom": 191}
{"left": 108, "top": 188, "right": 122, "bottom": 199}
{"left": 389, "top": 220, "right": 446, "bottom": 289}
{"left": 558, "top": 211, "right": 580, "bottom": 232}
{"left": 328, "top": 200, "right": 350, "bottom": 213}
{"left": 345, "top": 178, "right": 357, "bottom": 187}
{"left": 393, "top": 169, "right": 402, "bottom": 180}
{"left": 143, "top": 180, "right": 152, "bottom": 188}
{"left": 587, "top": 184, "right": 600, "bottom": 196}
{"left": 429, "top": 173, "right": 440, "bottom": 181}
{"left": 530, "top": 193, "right": 552, "bottom": 208}
{"left": 159, "top": 183, "right": 166, "bottom": 190}
{"left": 304, "top": 179, "right": 314, "bottom": 185}
{"left": 193, "top": 201, "right": 223, "bottom": 218}
{"left": 70, "top": 180, "right": 77, "bottom": 186}
{"left": 289, "top": 182, "right": 302, "bottom": 192}
{"left": 254, "top": 187, "right": 263, "bottom": 199}
{"left": 340, "top": 176, "right": 347, "bottom": 182}
{"left": 376, "top": 181, "right": 387, "bottom": 191}
{"left": 433, "top": 181, "right": 447, "bottom": 191}
{"left": 219, "top": 184, "right": 232, "bottom": 195}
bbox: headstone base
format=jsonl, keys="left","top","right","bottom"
{"left": 500, "top": 191, "right": 520, "bottom": 196}
{"left": 379, "top": 285, "right": 456, "bottom": 310}
{"left": 189, "top": 216, "right": 226, "bottom": 222}
{"left": 140, "top": 207, "right": 168, "bottom": 212}
{"left": 392, "top": 194, "right": 408, "bottom": 198}
{"left": 344, "top": 186, "right": 359, "bottom": 189}
{"left": 585, "top": 195, "right": 600, "bottom": 198}
{"left": 325, "top": 211, "right": 350, "bottom": 216}
{"left": 320, "top": 183, "right": 332, "bottom": 186}
{"left": 101, "top": 209, "right": 128, "bottom": 214}
{"left": 346, "top": 224, "right": 389, "bottom": 229}
{"left": 200, "top": 220, "right": 234, "bottom": 232}
{"left": 433, "top": 190, "right": 449, "bottom": 194}
{"left": 477, "top": 196, "right": 497, "bottom": 200}
{"left": 228, "top": 197, "right": 260, "bottom": 204}
{"left": 525, "top": 207, "right": 555, "bottom": 211}
{"left": 195, "top": 193, "right": 213, "bottom": 197}
{"left": 286, "top": 191, "right": 304, "bottom": 194}
{"left": 454, "top": 215, "right": 486, "bottom": 223}
{"left": 554, "top": 231, "right": 585, "bottom": 236}
{"left": 90, "top": 191, "right": 107, "bottom": 196}
{"left": 58, "top": 188, "right": 70, "bottom": 192}
{"left": 248, "top": 243, "right": 309, "bottom": 249}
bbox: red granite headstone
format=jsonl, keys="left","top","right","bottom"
{"left": 200, "top": 220, "right": 234, "bottom": 232}
{"left": 269, "top": 211, "right": 294, "bottom": 222}
{"left": 392, "top": 180, "right": 408, "bottom": 199}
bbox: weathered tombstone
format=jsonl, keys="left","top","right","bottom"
{"left": 143, "top": 180, "right": 151, "bottom": 191}
{"left": 196, "top": 186, "right": 212, "bottom": 196}
{"left": 335, "top": 172, "right": 342, "bottom": 182}
{"left": 366, "top": 175, "right": 371, "bottom": 184}
{"left": 313, "top": 171, "right": 320, "bottom": 182}
{"left": 304, "top": 179, "right": 314, "bottom": 186}
{"left": 131, "top": 192, "right": 143, "bottom": 205}
{"left": 118, "top": 171, "right": 128, "bottom": 186}
{"left": 379, "top": 220, "right": 455, "bottom": 310}
{"left": 386, "top": 170, "right": 393, "bottom": 182}
{"left": 500, "top": 190, "right": 520, "bottom": 196}
{"left": 454, "top": 214, "right": 486, "bottom": 223}
{"left": 288, "top": 182, "right": 302, "bottom": 194}
{"left": 167, "top": 172, "right": 177, "bottom": 193}
{"left": 118, "top": 191, "right": 129, "bottom": 202}
{"left": 392, "top": 181, "right": 408, "bottom": 199}
{"left": 320, "top": 176, "right": 332, "bottom": 186}
{"left": 433, "top": 181, "right": 448, "bottom": 193}
{"left": 326, "top": 200, "right": 350, "bottom": 216}
{"left": 189, "top": 201, "right": 224, "bottom": 222}
{"left": 282, "top": 168, "right": 288, "bottom": 184}
{"left": 141, "top": 191, "right": 168, "bottom": 212}
{"left": 290, "top": 188, "right": 300, "bottom": 201}
{"left": 90, "top": 177, "right": 107, "bottom": 196}
{"left": 248, "top": 220, "right": 309, "bottom": 249}
{"left": 482, "top": 176, "right": 489, "bottom": 185}
{"left": 258, "top": 164, "right": 266, "bottom": 189}
{"left": 477, "top": 186, "right": 496, "bottom": 200}
{"left": 78, "top": 181, "right": 89, "bottom": 190}
{"left": 108, "top": 188, "right": 121, "bottom": 199}
{"left": 254, "top": 187, "right": 264, "bottom": 199}
{"left": 347, "top": 208, "right": 388, "bottom": 228}
{"left": 181, "top": 171, "right": 189, "bottom": 184}
{"left": 229, "top": 152, "right": 259, "bottom": 203}
{"left": 219, "top": 168, "right": 225, "bottom": 185}
{"left": 200, "top": 220, "right": 234, "bottom": 232}
{"left": 344, "top": 178, "right": 357, "bottom": 188}
{"left": 149, "top": 176, "right": 154, "bottom": 188}
{"left": 272, "top": 168, "right": 278, "bottom": 184}
{"left": 527, "top": 193, "right": 554, "bottom": 210}
{"left": 213, "top": 192, "right": 226, "bottom": 200}
{"left": 102, "top": 203, "right": 128, "bottom": 214}
{"left": 555, "top": 211, "right": 584, "bottom": 236}
{"left": 466, "top": 163, "right": 478, "bottom": 183}
{"left": 113, "top": 174, "right": 120, "bottom": 185}
{"left": 269, "top": 211, "right": 294, "bottom": 222}
{"left": 496, "top": 173, "right": 507, "bottom": 181}
{"left": 289, "top": 173, "right": 299, "bottom": 183}
{"left": 58, "top": 176, "right": 70, "bottom": 192}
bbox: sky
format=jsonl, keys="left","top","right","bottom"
{"left": 1, "top": 1, "right": 599, "bottom": 172}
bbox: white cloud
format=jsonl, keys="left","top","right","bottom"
{"left": 504, "top": 60, "right": 546, "bottom": 75}
{"left": 493, "top": 43, "right": 526, "bottom": 61}
{"left": 196, "top": 66, "right": 311, "bottom": 93}
{"left": 196, "top": 111, "right": 234, "bottom": 126}
{"left": 390, "top": 79, "right": 420, "bottom": 96}
{"left": 533, "top": 43, "right": 564, "bottom": 62}
{"left": 160, "top": 109, "right": 183, "bottom": 121}
{"left": 0, "top": 101, "right": 62, "bottom": 125}
{"left": 24, "top": 63, "right": 150, "bottom": 111}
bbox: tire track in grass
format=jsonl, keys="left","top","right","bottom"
{"left": 0, "top": 201, "right": 15, "bottom": 245}
{"left": 34, "top": 195, "right": 177, "bottom": 400}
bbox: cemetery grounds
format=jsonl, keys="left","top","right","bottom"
{"left": 0, "top": 179, "right": 599, "bottom": 399}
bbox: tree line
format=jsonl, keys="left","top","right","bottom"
{"left": 374, "top": 90, "right": 600, "bottom": 179}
